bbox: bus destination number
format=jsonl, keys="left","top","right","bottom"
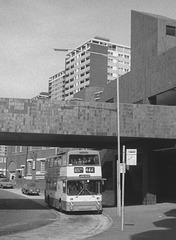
{"left": 85, "top": 167, "right": 95, "bottom": 173}
{"left": 74, "top": 167, "right": 83, "bottom": 173}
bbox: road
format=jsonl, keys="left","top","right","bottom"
{"left": 0, "top": 189, "right": 58, "bottom": 237}
{"left": 0, "top": 188, "right": 112, "bottom": 240}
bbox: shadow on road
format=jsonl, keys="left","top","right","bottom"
{"left": 131, "top": 208, "right": 176, "bottom": 240}
{"left": 0, "top": 189, "right": 56, "bottom": 237}
{"left": 0, "top": 217, "right": 54, "bottom": 237}
{"left": 0, "top": 198, "right": 47, "bottom": 209}
{"left": 0, "top": 189, "right": 47, "bottom": 210}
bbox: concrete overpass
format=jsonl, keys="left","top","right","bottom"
{"left": 0, "top": 97, "right": 176, "bottom": 149}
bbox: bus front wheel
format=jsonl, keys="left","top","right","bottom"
{"left": 58, "top": 199, "right": 63, "bottom": 212}
{"left": 98, "top": 209, "right": 103, "bottom": 214}
{"left": 47, "top": 196, "right": 50, "bottom": 207}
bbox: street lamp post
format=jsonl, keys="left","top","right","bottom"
{"left": 54, "top": 48, "right": 121, "bottom": 217}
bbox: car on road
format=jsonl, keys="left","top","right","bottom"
{"left": 21, "top": 182, "right": 40, "bottom": 195}
{"left": 0, "top": 178, "right": 14, "bottom": 189}
{"left": 0, "top": 173, "right": 6, "bottom": 178}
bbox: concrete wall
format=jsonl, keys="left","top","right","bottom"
{"left": 121, "top": 11, "right": 176, "bottom": 104}
{"left": 158, "top": 18, "right": 176, "bottom": 55}
{"left": 131, "top": 11, "right": 176, "bottom": 71}
{"left": 99, "top": 80, "right": 117, "bottom": 103}
{"left": 131, "top": 11, "right": 158, "bottom": 70}
{"left": 74, "top": 86, "right": 104, "bottom": 101}
{"left": 120, "top": 46, "right": 176, "bottom": 104}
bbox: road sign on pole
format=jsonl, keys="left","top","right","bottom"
{"left": 126, "top": 149, "right": 137, "bottom": 166}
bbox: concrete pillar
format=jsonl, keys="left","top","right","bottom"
{"left": 142, "top": 146, "right": 157, "bottom": 204}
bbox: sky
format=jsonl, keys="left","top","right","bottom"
{"left": 1, "top": 0, "right": 176, "bottom": 99}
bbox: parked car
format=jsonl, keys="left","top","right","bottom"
{"left": 21, "top": 182, "right": 40, "bottom": 195}
{"left": 0, "top": 178, "right": 14, "bottom": 189}
{"left": 0, "top": 173, "right": 6, "bottom": 179}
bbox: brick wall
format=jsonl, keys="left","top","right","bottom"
{"left": 1, "top": 98, "right": 176, "bottom": 140}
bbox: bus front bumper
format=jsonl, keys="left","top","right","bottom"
{"left": 63, "top": 200, "right": 102, "bottom": 212}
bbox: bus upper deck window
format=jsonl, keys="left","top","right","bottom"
{"left": 69, "top": 154, "right": 100, "bottom": 165}
{"left": 94, "top": 156, "right": 99, "bottom": 164}
{"left": 87, "top": 155, "right": 99, "bottom": 165}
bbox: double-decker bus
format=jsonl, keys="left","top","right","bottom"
{"left": 45, "top": 149, "right": 104, "bottom": 213}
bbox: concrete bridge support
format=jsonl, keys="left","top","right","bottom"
{"left": 142, "top": 145, "right": 157, "bottom": 205}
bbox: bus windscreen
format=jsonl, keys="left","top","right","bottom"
{"left": 67, "top": 180, "right": 101, "bottom": 196}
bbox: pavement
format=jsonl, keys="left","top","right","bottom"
{"left": 88, "top": 202, "right": 176, "bottom": 240}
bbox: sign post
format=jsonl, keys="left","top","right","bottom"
{"left": 121, "top": 145, "right": 126, "bottom": 231}
{"left": 120, "top": 148, "right": 137, "bottom": 231}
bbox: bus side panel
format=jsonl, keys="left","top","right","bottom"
{"left": 57, "top": 180, "right": 62, "bottom": 199}
{"left": 45, "top": 180, "right": 63, "bottom": 208}
{"left": 52, "top": 180, "right": 63, "bottom": 209}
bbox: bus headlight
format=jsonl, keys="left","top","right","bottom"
{"left": 96, "top": 201, "right": 101, "bottom": 210}
{"left": 70, "top": 201, "right": 74, "bottom": 211}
